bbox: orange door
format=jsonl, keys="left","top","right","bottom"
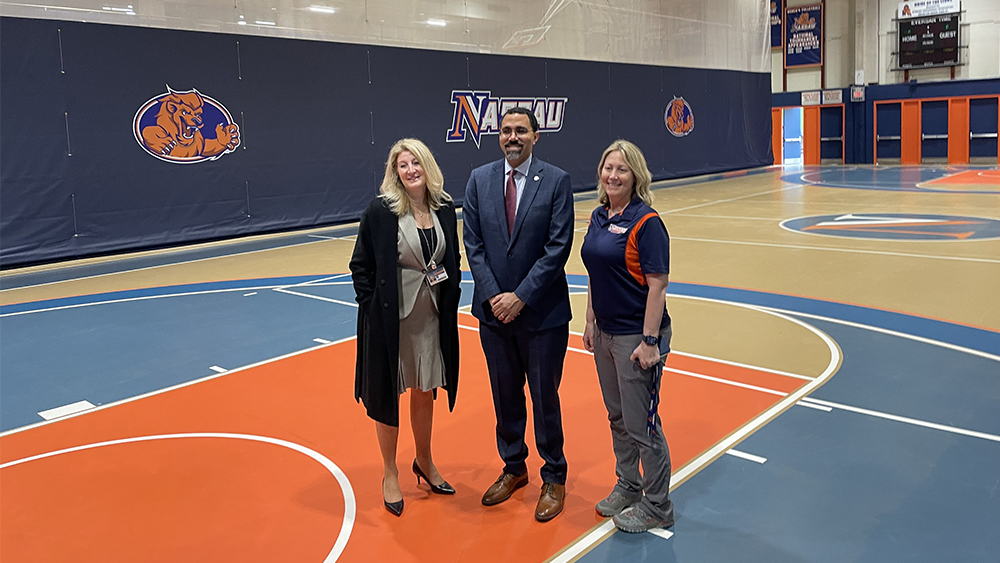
{"left": 803, "top": 106, "right": 821, "bottom": 165}
{"left": 948, "top": 98, "right": 970, "bottom": 164}
{"left": 901, "top": 100, "right": 921, "bottom": 164}
{"left": 772, "top": 108, "right": 782, "bottom": 164}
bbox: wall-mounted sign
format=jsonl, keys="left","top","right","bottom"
{"left": 801, "top": 91, "right": 822, "bottom": 106}
{"left": 770, "top": 0, "right": 783, "bottom": 48}
{"left": 784, "top": 4, "right": 824, "bottom": 68}
{"left": 822, "top": 90, "right": 843, "bottom": 104}
{"left": 898, "top": 0, "right": 958, "bottom": 19}
{"left": 850, "top": 86, "right": 865, "bottom": 102}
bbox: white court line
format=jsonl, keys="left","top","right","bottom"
{"left": 551, "top": 520, "right": 616, "bottom": 563}
{"left": 0, "top": 281, "right": 353, "bottom": 318}
{"left": 664, "top": 367, "right": 786, "bottom": 397}
{"left": 307, "top": 234, "right": 355, "bottom": 241}
{"left": 313, "top": 338, "right": 333, "bottom": 344}
{"left": 725, "top": 449, "right": 767, "bottom": 464}
{"left": 666, "top": 213, "right": 780, "bottom": 221}
{"left": 209, "top": 366, "right": 227, "bottom": 373}
{"left": 762, "top": 307, "right": 1000, "bottom": 364}
{"left": 272, "top": 288, "right": 358, "bottom": 308}
{"left": 38, "top": 400, "right": 95, "bottom": 420}
{"left": 799, "top": 397, "right": 1000, "bottom": 443}
{"left": 568, "top": 343, "right": 815, "bottom": 382}
{"left": 0, "top": 239, "right": 331, "bottom": 291}
{"left": 662, "top": 185, "right": 802, "bottom": 215}
{"left": 647, "top": 528, "right": 675, "bottom": 541}
{"left": 796, "top": 400, "right": 833, "bottom": 412}
{"left": 0, "top": 433, "right": 356, "bottom": 563}
{"left": 672, "top": 236, "right": 1000, "bottom": 264}
{"left": 0, "top": 335, "right": 358, "bottom": 438}
{"left": 671, "top": 350, "right": 816, "bottom": 381}
{"left": 243, "top": 292, "right": 257, "bottom": 296}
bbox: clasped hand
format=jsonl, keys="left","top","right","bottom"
{"left": 490, "top": 292, "right": 524, "bottom": 324}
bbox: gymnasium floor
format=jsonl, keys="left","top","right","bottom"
{"left": 1, "top": 164, "right": 998, "bottom": 562}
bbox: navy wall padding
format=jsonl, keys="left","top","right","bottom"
{"left": 0, "top": 17, "right": 772, "bottom": 267}
{"left": 773, "top": 79, "right": 1000, "bottom": 164}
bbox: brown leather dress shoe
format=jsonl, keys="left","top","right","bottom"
{"left": 534, "top": 482, "right": 566, "bottom": 522}
{"left": 481, "top": 472, "right": 529, "bottom": 506}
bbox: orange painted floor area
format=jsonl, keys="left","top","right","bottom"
{"left": 0, "top": 320, "right": 808, "bottom": 562}
{"left": 924, "top": 169, "right": 1000, "bottom": 188}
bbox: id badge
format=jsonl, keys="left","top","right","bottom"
{"left": 426, "top": 264, "right": 448, "bottom": 286}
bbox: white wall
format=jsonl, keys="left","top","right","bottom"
{"left": 0, "top": 0, "right": 771, "bottom": 73}
{"left": 772, "top": 0, "right": 1000, "bottom": 92}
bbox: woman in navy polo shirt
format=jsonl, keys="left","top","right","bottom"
{"left": 581, "top": 140, "right": 675, "bottom": 533}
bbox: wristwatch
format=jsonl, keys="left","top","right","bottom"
{"left": 641, "top": 334, "right": 660, "bottom": 347}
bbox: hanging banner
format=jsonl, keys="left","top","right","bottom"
{"left": 770, "top": 0, "right": 783, "bottom": 48}
{"left": 784, "top": 3, "right": 823, "bottom": 68}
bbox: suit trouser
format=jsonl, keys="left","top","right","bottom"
{"left": 479, "top": 322, "right": 568, "bottom": 485}
{"left": 592, "top": 323, "right": 674, "bottom": 522}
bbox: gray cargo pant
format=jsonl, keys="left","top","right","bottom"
{"left": 592, "top": 323, "right": 674, "bottom": 522}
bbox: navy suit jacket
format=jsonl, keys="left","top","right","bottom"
{"left": 463, "top": 156, "right": 574, "bottom": 331}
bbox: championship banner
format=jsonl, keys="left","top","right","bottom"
{"left": 784, "top": 3, "right": 823, "bottom": 68}
{"left": 770, "top": 0, "right": 783, "bottom": 48}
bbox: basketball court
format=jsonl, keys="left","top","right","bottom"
{"left": 2, "top": 164, "right": 998, "bottom": 562}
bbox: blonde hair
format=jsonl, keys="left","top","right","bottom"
{"left": 596, "top": 139, "right": 653, "bottom": 207}
{"left": 379, "top": 138, "right": 451, "bottom": 216}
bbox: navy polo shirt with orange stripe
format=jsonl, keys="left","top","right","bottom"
{"left": 581, "top": 197, "right": 671, "bottom": 335}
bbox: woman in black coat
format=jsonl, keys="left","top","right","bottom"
{"left": 350, "top": 138, "right": 461, "bottom": 517}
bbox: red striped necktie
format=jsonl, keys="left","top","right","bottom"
{"left": 505, "top": 169, "right": 517, "bottom": 235}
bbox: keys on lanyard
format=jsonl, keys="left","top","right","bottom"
{"left": 646, "top": 361, "right": 662, "bottom": 437}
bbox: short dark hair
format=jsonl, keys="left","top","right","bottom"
{"left": 502, "top": 106, "right": 539, "bottom": 132}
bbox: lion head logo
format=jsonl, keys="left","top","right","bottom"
{"left": 665, "top": 97, "right": 694, "bottom": 138}
{"left": 134, "top": 86, "right": 240, "bottom": 163}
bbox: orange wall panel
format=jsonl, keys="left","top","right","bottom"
{"left": 948, "top": 98, "right": 969, "bottom": 164}
{"left": 901, "top": 100, "right": 921, "bottom": 164}
{"left": 772, "top": 108, "right": 782, "bottom": 164}
{"left": 803, "top": 106, "right": 821, "bottom": 165}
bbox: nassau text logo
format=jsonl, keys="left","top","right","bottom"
{"left": 446, "top": 90, "right": 567, "bottom": 147}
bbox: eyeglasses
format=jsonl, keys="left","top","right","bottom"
{"left": 500, "top": 126, "right": 532, "bottom": 138}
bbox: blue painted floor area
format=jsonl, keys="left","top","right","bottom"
{"left": 0, "top": 274, "right": 479, "bottom": 431}
{"left": 780, "top": 165, "right": 1000, "bottom": 194}
{"left": 581, "top": 317, "right": 1000, "bottom": 563}
{"left": 0, "top": 277, "right": 359, "bottom": 430}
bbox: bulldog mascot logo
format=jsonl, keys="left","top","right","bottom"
{"left": 665, "top": 97, "right": 694, "bottom": 137}
{"left": 134, "top": 86, "right": 240, "bottom": 163}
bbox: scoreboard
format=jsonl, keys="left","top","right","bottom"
{"left": 898, "top": 13, "right": 960, "bottom": 69}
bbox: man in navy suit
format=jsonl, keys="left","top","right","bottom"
{"left": 463, "top": 107, "right": 574, "bottom": 522}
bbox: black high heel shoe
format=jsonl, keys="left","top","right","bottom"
{"left": 412, "top": 460, "right": 456, "bottom": 495}
{"left": 383, "top": 479, "right": 403, "bottom": 517}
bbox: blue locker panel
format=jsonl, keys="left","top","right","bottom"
{"left": 820, "top": 105, "right": 842, "bottom": 160}
{"left": 970, "top": 97, "right": 998, "bottom": 158}
{"left": 876, "top": 103, "right": 901, "bottom": 160}
{"left": 921, "top": 100, "right": 948, "bottom": 159}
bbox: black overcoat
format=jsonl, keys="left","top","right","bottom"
{"left": 349, "top": 197, "right": 461, "bottom": 426}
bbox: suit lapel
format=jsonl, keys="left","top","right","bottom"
{"left": 398, "top": 212, "right": 424, "bottom": 268}
{"left": 489, "top": 160, "right": 510, "bottom": 246}
{"left": 509, "top": 158, "right": 544, "bottom": 248}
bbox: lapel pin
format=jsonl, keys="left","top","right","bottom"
{"left": 533, "top": 175, "right": 540, "bottom": 181}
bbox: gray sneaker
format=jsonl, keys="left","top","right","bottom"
{"left": 613, "top": 506, "right": 674, "bottom": 533}
{"left": 595, "top": 491, "right": 639, "bottom": 517}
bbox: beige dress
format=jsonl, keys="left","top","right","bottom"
{"left": 396, "top": 210, "right": 447, "bottom": 393}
